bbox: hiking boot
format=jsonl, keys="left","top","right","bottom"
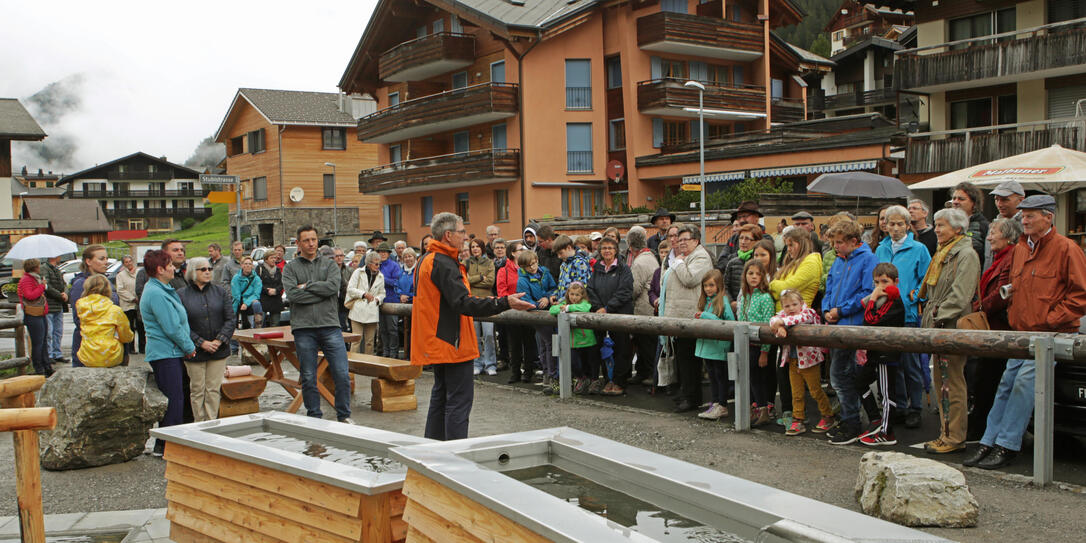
{"left": 923, "top": 438, "right": 965, "bottom": 454}
{"left": 786, "top": 421, "right": 807, "bottom": 436}
{"left": 588, "top": 378, "right": 605, "bottom": 395}
{"left": 751, "top": 406, "right": 771, "bottom": 427}
{"left": 698, "top": 403, "right": 727, "bottom": 420}
{"left": 813, "top": 417, "right": 837, "bottom": 433}
{"left": 860, "top": 431, "right": 896, "bottom": 446}
{"left": 827, "top": 425, "right": 860, "bottom": 445}
{"left": 573, "top": 377, "right": 589, "bottom": 395}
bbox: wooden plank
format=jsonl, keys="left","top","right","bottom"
{"left": 372, "top": 378, "right": 415, "bottom": 399}
{"left": 348, "top": 353, "right": 422, "bottom": 381}
{"left": 406, "top": 526, "right": 437, "bottom": 543}
{"left": 402, "top": 499, "right": 484, "bottom": 543}
{"left": 0, "top": 406, "right": 54, "bottom": 432}
{"left": 217, "top": 397, "right": 260, "bottom": 418}
{"left": 170, "top": 521, "right": 225, "bottom": 543}
{"left": 167, "top": 481, "right": 356, "bottom": 543}
{"left": 164, "top": 443, "right": 362, "bottom": 516}
{"left": 390, "top": 489, "right": 407, "bottom": 516}
{"left": 360, "top": 493, "right": 392, "bottom": 543}
{"left": 164, "top": 461, "right": 363, "bottom": 540}
{"left": 220, "top": 375, "right": 267, "bottom": 400}
{"left": 167, "top": 502, "right": 283, "bottom": 543}
{"left": 372, "top": 394, "right": 417, "bottom": 412}
{"left": 401, "top": 470, "right": 550, "bottom": 543}
{"left": 1, "top": 393, "right": 45, "bottom": 543}
{"left": 0, "top": 375, "right": 44, "bottom": 398}
{"left": 391, "top": 516, "right": 408, "bottom": 542}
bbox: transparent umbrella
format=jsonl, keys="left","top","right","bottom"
{"left": 5, "top": 234, "right": 78, "bottom": 260}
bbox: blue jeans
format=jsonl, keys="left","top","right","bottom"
{"left": 829, "top": 348, "right": 861, "bottom": 428}
{"left": 293, "top": 326, "right": 352, "bottom": 421}
{"left": 23, "top": 314, "right": 50, "bottom": 375}
{"left": 46, "top": 312, "right": 63, "bottom": 360}
{"left": 425, "top": 361, "right": 474, "bottom": 441}
{"left": 473, "top": 321, "right": 496, "bottom": 372}
{"left": 240, "top": 300, "right": 263, "bottom": 328}
{"left": 980, "top": 358, "right": 1035, "bottom": 451}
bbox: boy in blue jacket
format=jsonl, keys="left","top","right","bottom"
{"left": 516, "top": 250, "right": 557, "bottom": 384}
{"left": 822, "top": 219, "right": 878, "bottom": 445}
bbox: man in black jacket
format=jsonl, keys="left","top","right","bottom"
{"left": 42, "top": 256, "right": 68, "bottom": 364}
{"left": 535, "top": 224, "right": 561, "bottom": 281}
{"left": 587, "top": 236, "right": 634, "bottom": 395}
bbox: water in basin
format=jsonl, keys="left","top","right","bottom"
{"left": 235, "top": 431, "right": 406, "bottom": 473}
{"left": 504, "top": 466, "right": 748, "bottom": 543}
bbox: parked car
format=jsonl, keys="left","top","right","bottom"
{"left": 1055, "top": 363, "right": 1086, "bottom": 437}
{"left": 251, "top": 246, "right": 297, "bottom": 263}
{"left": 62, "top": 258, "right": 123, "bottom": 286}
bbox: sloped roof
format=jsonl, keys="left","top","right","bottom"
{"left": 831, "top": 36, "right": 903, "bottom": 62}
{"left": 0, "top": 98, "right": 46, "bottom": 140}
{"left": 23, "top": 199, "right": 110, "bottom": 234}
{"left": 10, "top": 178, "right": 66, "bottom": 197}
{"left": 58, "top": 152, "right": 199, "bottom": 186}
{"left": 214, "top": 88, "right": 356, "bottom": 142}
{"left": 450, "top": 0, "right": 600, "bottom": 29}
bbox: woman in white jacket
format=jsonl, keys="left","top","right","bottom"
{"left": 346, "top": 252, "right": 385, "bottom": 354}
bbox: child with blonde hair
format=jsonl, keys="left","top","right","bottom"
{"left": 695, "top": 270, "right": 734, "bottom": 421}
{"left": 770, "top": 289, "right": 836, "bottom": 435}
{"left": 76, "top": 275, "right": 134, "bottom": 367}
{"left": 549, "top": 282, "right": 597, "bottom": 395}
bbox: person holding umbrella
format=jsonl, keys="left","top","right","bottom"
{"left": 5, "top": 234, "right": 78, "bottom": 367}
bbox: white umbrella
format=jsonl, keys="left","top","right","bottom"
{"left": 5, "top": 234, "right": 78, "bottom": 260}
{"left": 907, "top": 144, "right": 1086, "bottom": 194}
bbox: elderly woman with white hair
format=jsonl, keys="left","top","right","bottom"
{"left": 346, "top": 251, "right": 385, "bottom": 354}
{"left": 919, "top": 207, "right": 980, "bottom": 454}
{"left": 177, "top": 256, "right": 236, "bottom": 421}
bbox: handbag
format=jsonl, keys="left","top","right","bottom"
{"left": 344, "top": 297, "right": 358, "bottom": 310}
{"left": 657, "top": 337, "right": 677, "bottom": 386}
{"left": 956, "top": 279, "right": 989, "bottom": 330}
{"left": 21, "top": 290, "right": 46, "bottom": 317}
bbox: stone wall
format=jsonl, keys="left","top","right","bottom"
{"left": 230, "top": 207, "right": 361, "bottom": 246}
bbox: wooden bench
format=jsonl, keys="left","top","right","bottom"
{"left": 218, "top": 374, "right": 267, "bottom": 418}
{"left": 347, "top": 353, "right": 421, "bottom": 412}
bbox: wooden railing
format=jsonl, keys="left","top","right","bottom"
{"left": 637, "top": 78, "right": 766, "bottom": 113}
{"left": 358, "top": 149, "right": 520, "bottom": 194}
{"left": 811, "top": 87, "right": 898, "bottom": 110}
{"left": 357, "top": 83, "right": 519, "bottom": 142}
{"left": 903, "top": 118, "right": 1086, "bottom": 174}
{"left": 771, "top": 98, "right": 805, "bottom": 122}
{"left": 70, "top": 189, "right": 211, "bottom": 198}
{"left": 895, "top": 17, "right": 1086, "bottom": 90}
{"left": 378, "top": 32, "right": 475, "bottom": 81}
{"left": 637, "top": 11, "right": 763, "bottom": 55}
{"left": 105, "top": 207, "right": 214, "bottom": 218}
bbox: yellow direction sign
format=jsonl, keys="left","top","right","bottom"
{"left": 207, "top": 191, "right": 236, "bottom": 204}
{"left": 681, "top": 183, "right": 702, "bottom": 191}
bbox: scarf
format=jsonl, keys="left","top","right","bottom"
{"left": 919, "top": 234, "right": 965, "bottom": 299}
{"left": 980, "top": 245, "right": 1013, "bottom": 290}
{"left": 737, "top": 248, "right": 754, "bottom": 261}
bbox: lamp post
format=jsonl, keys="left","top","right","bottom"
{"left": 683, "top": 80, "right": 706, "bottom": 236}
{"left": 324, "top": 162, "right": 337, "bottom": 239}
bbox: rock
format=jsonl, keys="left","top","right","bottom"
{"left": 37, "top": 367, "right": 168, "bottom": 470}
{"left": 856, "top": 451, "right": 978, "bottom": 528}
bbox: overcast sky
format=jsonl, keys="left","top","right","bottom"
{"left": 2, "top": 1, "right": 378, "bottom": 175}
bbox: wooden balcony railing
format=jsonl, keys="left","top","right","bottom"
{"left": 903, "top": 118, "right": 1086, "bottom": 174}
{"left": 357, "top": 83, "right": 519, "bottom": 143}
{"left": 107, "top": 171, "right": 183, "bottom": 181}
{"left": 771, "top": 99, "right": 805, "bottom": 123}
{"left": 637, "top": 11, "right": 763, "bottom": 59}
{"left": 358, "top": 149, "right": 520, "bottom": 194}
{"left": 378, "top": 32, "right": 475, "bottom": 82}
{"left": 895, "top": 17, "right": 1086, "bottom": 91}
{"left": 637, "top": 79, "right": 766, "bottom": 114}
{"left": 70, "top": 189, "right": 211, "bottom": 198}
{"left": 105, "top": 207, "right": 213, "bottom": 218}
{"left": 810, "top": 88, "right": 898, "bottom": 110}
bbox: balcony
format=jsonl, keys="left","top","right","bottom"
{"left": 903, "top": 119, "right": 1086, "bottom": 174}
{"left": 771, "top": 99, "right": 805, "bottom": 123}
{"left": 358, "top": 148, "right": 520, "bottom": 195}
{"left": 811, "top": 88, "right": 897, "bottom": 111}
{"left": 637, "top": 11, "right": 763, "bottom": 62}
{"left": 895, "top": 18, "right": 1086, "bottom": 93}
{"left": 70, "top": 189, "right": 211, "bottom": 198}
{"left": 105, "top": 207, "right": 214, "bottom": 219}
{"left": 378, "top": 32, "right": 475, "bottom": 82}
{"left": 357, "top": 83, "right": 518, "bottom": 144}
{"left": 637, "top": 79, "right": 767, "bottom": 120}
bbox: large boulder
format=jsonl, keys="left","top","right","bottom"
{"left": 856, "top": 451, "right": 978, "bottom": 528}
{"left": 37, "top": 366, "right": 168, "bottom": 470}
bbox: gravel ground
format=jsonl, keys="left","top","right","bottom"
{"left": 2, "top": 366, "right": 1084, "bottom": 542}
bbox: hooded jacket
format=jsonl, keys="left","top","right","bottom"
{"left": 496, "top": 257, "right": 519, "bottom": 297}
{"left": 410, "top": 239, "right": 510, "bottom": 365}
{"left": 549, "top": 300, "right": 596, "bottom": 348}
{"left": 630, "top": 249, "right": 660, "bottom": 316}
{"left": 823, "top": 243, "right": 878, "bottom": 326}
{"left": 556, "top": 252, "right": 591, "bottom": 301}
{"left": 76, "top": 293, "right": 134, "bottom": 367}
{"left": 517, "top": 266, "right": 557, "bottom": 306}
{"left": 42, "top": 261, "right": 67, "bottom": 314}
{"left": 875, "top": 232, "right": 932, "bottom": 325}
{"left": 522, "top": 224, "right": 539, "bottom": 252}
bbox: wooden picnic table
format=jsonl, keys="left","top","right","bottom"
{"left": 233, "top": 326, "right": 361, "bottom": 414}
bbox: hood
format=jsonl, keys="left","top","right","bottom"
{"left": 77, "top": 294, "right": 115, "bottom": 321}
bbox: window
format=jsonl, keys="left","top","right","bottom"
{"left": 421, "top": 196, "right": 434, "bottom": 225}
{"left": 566, "top": 123, "right": 593, "bottom": 173}
{"left": 950, "top": 98, "right": 992, "bottom": 129}
{"left": 661, "top": 0, "right": 688, "bottom": 13}
{"left": 771, "top": 78, "right": 784, "bottom": 101}
{"left": 707, "top": 123, "right": 730, "bottom": 140}
{"left": 653, "top": 118, "right": 664, "bottom": 148}
{"left": 148, "top": 164, "right": 157, "bottom": 175}
{"left": 390, "top": 144, "right": 402, "bottom": 164}
{"left": 689, "top": 119, "right": 704, "bottom": 142}
{"left": 117, "top": 165, "right": 127, "bottom": 176}
{"left": 178, "top": 181, "right": 193, "bottom": 194}
{"left": 949, "top": 8, "right": 1015, "bottom": 47}
{"left": 663, "top": 121, "right": 688, "bottom": 146}
{"left": 248, "top": 129, "right": 266, "bottom": 154}
{"left": 45, "top": 181, "right": 53, "bottom": 188}
{"left": 456, "top": 193, "right": 470, "bottom": 223}
{"left": 565, "top": 59, "right": 592, "bottom": 109}
{"left": 451, "top": 15, "right": 463, "bottom": 32}
{"left": 150, "top": 182, "right": 165, "bottom": 195}
{"left": 388, "top": 92, "right": 400, "bottom": 107}
{"left": 606, "top": 57, "right": 622, "bottom": 89}
{"left": 689, "top": 61, "right": 707, "bottom": 82}
{"left": 384, "top": 204, "right": 403, "bottom": 232}
{"left": 664, "top": 59, "right": 684, "bottom": 79}
{"left": 492, "top": 124, "right": 507, "bottom": 150}
{"left": 229, "top": 136, "right": 244, "bottom": 156}
{"left": 417, "top": 25, "right": 427, "bottom": 38}
{"left": 452, "top": 72, "right": 468, "bottom": 89}
{"left": 432, "top": 18, "right": 444, "bottom": 33}
{"left": 611, "top": 191, "right": 628, "bottom": 210}
{"left": 495, "top": 189, "right": 509, "bottom": 221}
{"left": 322, "top": 128, "right": 346, "bottom": 150}
{"left": 708, "top": 64, "right": 730, "bottom": 85}
{"left": 114, "top": 182, "right": 129, "bottom": 195}
{"left": 609, "top": 119, "right": 626, "bottom": 150}
{"left": 453, "top": 131, "right": 470, "bottom": 154}
{"left": 253, "top": 176, "right": 267, "bottom": 201}
{"left": 323, "top": 173, "right": 335, "bottom": 198}
{"left": 561, "top": 188, "right": 604, "bottom": 217}
{"left": 833, "top": 30, "right": 844, "bottom": 41}
{"left": 490, "top": 61, "right": 506, "bottom": 83}
{"left": 733, "top": 65, "right": 744, "bottom": 85}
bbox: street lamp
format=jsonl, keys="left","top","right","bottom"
{"left": 683, "top": 80, "right": 706, "bottom": 237}
{"left": 324, "top": 162, "right": 337, "bottom": 238}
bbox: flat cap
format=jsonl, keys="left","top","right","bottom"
{"left": 991, "top": 180, "right": 1025, "bottom": 197}
{"left": 791, "top": 211, "right": 814, "bottom": 221}
{"left": 1017, "top": 194, "right": 1056, "bottom": 213}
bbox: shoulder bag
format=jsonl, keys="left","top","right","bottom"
{"left": 955, "top": 279, "right": 989, "bottom": 330}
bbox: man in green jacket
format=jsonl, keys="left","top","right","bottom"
{"left": 283, "top": 225, "right": 352, "bottom": 423}
{"left": 42, "top": 256, "right": 68, "bottom": 364}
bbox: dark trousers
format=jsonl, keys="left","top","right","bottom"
{"left": 534, "top": 326, "right": 554, "bottom": 379}
{"left": 750, "top": 345, "right": 777, "bottom": 408}
{"left": 425, "top": 361, "right": 474, "bottom": 441}
{"left": 968, "top": 357, "right": 1008, "bottom": 439}
{"left": 264, "top": 311, "right": 281, "bottom": 327}
{"left": 379, "top": 313, "right": 400, "bottom": 358}
{"left": 496, "top": 324, "right": 510, "bottom": 364}
{"left": 23, "top": 314, "right": 51, "bottom": 375}
{"left": 675, "top": 337, "right": 701, "bottom": 405}
{"left": 123, "top": 309, "right": 144, "bottom": 354}
{"left": 293, "top": 326, "right": 352, "bottom": 420}
{"left": 857, "top": 362, "right": 899, "bottom": 434}
{"left": 506, "top": 325, "right": 533, "bottom": 379}
{"left": 571, "top": 346, "right": 599, "bottom": 378}
{"left": 338, "top": 309, "right": 350, "bottom": 332}
{"left": 705, "top": 357, "right": 729, "bottom": 405}
{"left": 606, "top": 332, "right": 632, "bottom": 387}
{"left": 633, "top": 333, "right": 657, "bottom": 382}
{"left": 71, "top": 327, "right": 83, "bottom": 367}
{"left": 149, "top": 357, "right": 184, "bottom": 448}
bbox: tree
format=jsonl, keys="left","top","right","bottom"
{"left": 810, "top": 33, "right": 832, "bottom": 58}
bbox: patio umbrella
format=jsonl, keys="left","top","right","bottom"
{"left": 807, "top": 171, "right": 914, "bottom": 199}
{"left": 907, "top": 144, "right": 1086, "bottom": 194}
{"left": 5, "top": 234, "right": 78, "bottom": 260}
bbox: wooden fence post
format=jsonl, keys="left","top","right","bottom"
{"left": 0, "top": 375, "right": 55, "bottom": 543}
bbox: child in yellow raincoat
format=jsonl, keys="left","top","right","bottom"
{"left": 76, "top": 275, "right": 134, "bottom": 367}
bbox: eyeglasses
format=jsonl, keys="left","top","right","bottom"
{"left": 677, "top": 237, "right": 693, "bottom": 243}
{"left": 195, "top": 267, "right": 213, "bottom": 272}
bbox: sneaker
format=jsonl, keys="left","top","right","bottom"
{"left": 573, "top": 377, "right": 589, "bottom": 395}
{"left": 860, "top": 431, "right": 897, "bottom": 446}
{"left": 600, "top": 382, "right": 615, "bottom": 395}
{"left": 785, "top": 421, "right": 807, "bottom": 436}
{"left": 473, "top": 367, "right": 482, "bottom": 376}
{"left": 860, "top": 419, "right": 882, "bottom": 439}
{"left": 338, "top": 417, "right": 356, "bottom": 425}
{"left": 698, "top": 403, "right": 726, "bottom": 420}
{"left": 543, "top": 382, "right": 560, "bottom": 396}
{"left": 776, "top": 411, "right": 793, "bottom": 427}
{"left": 588, "top": 379, "right": 605, "bottom": 395}
{"left": 813, "top": 417, "right": 837, "bottom": 433}
{"left": 827, "top": 425, "right": 860, "bottom": 445}
{"left": 486, "top": 367, "right": 498, "bottom": 376}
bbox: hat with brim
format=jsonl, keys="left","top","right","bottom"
{"left": 368, "top": 231, "right": 387, "bottom": 243}
{"left": 1018, "top": 194, "right": 1056, "bottom": 213}
{"left": 650, "top": 208, "right": 676, "bottom": 224}
{"left": 589, "top": 232, "right": 603, "bottom": 241}
{"left": 735, "top": 200, "right": 764, "bottom": 218}
{"left": 376, "top": 242, "right": 392, "bottom": 252}
{"left": 991, "top": 180, "right": 1026, "bottom": 197}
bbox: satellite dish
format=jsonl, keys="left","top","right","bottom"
{"left": 289, "top": 187, "right": 304, "bottom": 202}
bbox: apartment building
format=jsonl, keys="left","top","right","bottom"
{"left": 827, "top": 0, "right": 914, "bottom": 55}
{"left": 57, "top": 152, "right": 210, "bottom": 233}
{"left": 213, "top": 89, "right": 382, "bottom": 246}
{"left": 11, "top": 168, "right": 65, "bottom": 219}
{"left": 340, "top": 0, "right": 844, "bottom": 241}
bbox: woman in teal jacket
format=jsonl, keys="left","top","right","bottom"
{"left": 231, "top": 256, "right": 264, "bottom": 329}
{"left": 140, "top": 250, "right": 196, "bottom": 456}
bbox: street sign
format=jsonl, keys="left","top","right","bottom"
{"left": 199, "top": 174, "right": 239, "bottom": 186}
{"left": 681, "top": 183, "right": 702, "bottom": 191}
{"left": 207, "top": 191, "right": 235, "bottom": 204}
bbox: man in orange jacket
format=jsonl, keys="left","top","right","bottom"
{"left": 413, "top": 212, "right": 535, "bottom": 440}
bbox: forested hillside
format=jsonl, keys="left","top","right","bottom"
{"left": 774, "top": 0, "right": 841, "bottom": 57}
